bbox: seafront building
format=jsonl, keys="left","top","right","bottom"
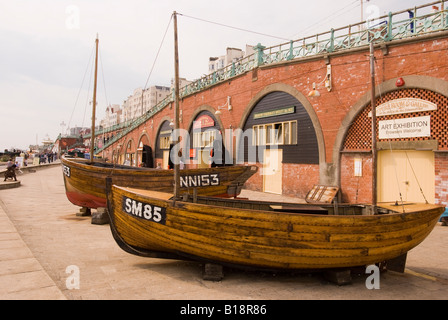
{"left": 58, "top": 2, "right": 448, "bottom": 209}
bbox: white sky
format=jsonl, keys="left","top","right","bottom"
{"left": 0, "top": 0, "right": 435, "bottom": 151}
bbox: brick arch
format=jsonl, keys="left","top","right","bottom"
{"left": 187, "top": 105, "right": 225, "bottom": 133}
{"left": 154, "top": 116, "right": 173, "bottom": 138}
{"left": 333, "top": 75, "right": 448, "bottom": 187}
{"left": 238, "top": 82, "right": 327, "bottom": 180}
{"left": 138, "top": 133, "right": 150, "bottom": 147}
{"left": 122, "top": 137, "right": 136, "bottom": 166}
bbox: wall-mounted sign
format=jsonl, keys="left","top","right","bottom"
{"left": 254, "top": 106, "right": 295, "bottom": 120}
{"left": 369, "top": 98, "right": 437, "bottom": 117}
{"left": 193, "top": 115, "right": 215, "bottom": 129}
{"left": 379, "top": 116, "right": 431, "bottom": 139}
{"left": 354, "top": 158, "right": 363, "bottom": 177}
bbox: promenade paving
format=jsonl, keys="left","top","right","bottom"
{"left": 0, "top": 165, "right": 447, "bottom": 300}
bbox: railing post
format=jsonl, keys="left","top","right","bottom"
{"left": 329, "top": 29, "right": 335, "bottom": 53}
{"left": 444, "top": 0, "right": 448, "bottom": 28}
{"left": 287, "top": 40, "right": 294, "bottom": 61}
{"left": 254, "top": 43, "right": 266, "bottom": 67}
{"left": 386, "top": 12, "right": 393, "bottom": 41}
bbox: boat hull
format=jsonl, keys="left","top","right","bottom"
{"left": 106, "top": 185, "right": 445, "bottom": 271}
{"left": 61, "top": 156, "right": 257, "bottom": 209}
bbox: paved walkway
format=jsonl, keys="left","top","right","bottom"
{"left": 0, "top": 166, "right": 447, "bottom": 300}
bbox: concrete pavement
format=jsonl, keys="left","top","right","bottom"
{"left": 0, "top": 165, "right": 447, "bottom": 300}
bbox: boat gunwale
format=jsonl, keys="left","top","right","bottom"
{"left": 112, "top": 184, "right": 445, "bottom": 222}
{"left": 61, "top": 156, "right": 257, "bottom": 177}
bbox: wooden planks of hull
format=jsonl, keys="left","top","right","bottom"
{"left": 107, "top": 185, "right": 444, "bottom": 270}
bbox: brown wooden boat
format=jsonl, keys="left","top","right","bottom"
{"left": 61, "top": 155, "right": 257, "bottom": 209}
{"left": 105, "top": 182, "right": 444, "bottom": 271}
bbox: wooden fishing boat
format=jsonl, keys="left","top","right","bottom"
{"left": 106, "top": 183, "right": 444, "bottom": 271}
{"left": 61, "top": 155, "right": 257, "bottom": 209}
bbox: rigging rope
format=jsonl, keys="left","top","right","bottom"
{"left": 82, "top": 55, "right": 95, "bottom": 129}
{"left": 177, "top": 12, "right": 291, "bottom": 42}
{"left": 99, "top": 47, "right": 110, "bottom": 108}
{"left": 67, "top": 44, "right": 95, "bottom": 131}
{"left": 373, "top": 54, "right": 428, "bottom": 209}
{"left": 404, "top": 151, "right": 430, "bottom": 204}
{"left": 143, "top": 15, "right": 173, "bottom": 90}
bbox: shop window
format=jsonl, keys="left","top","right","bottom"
{"left": 160, "top": 136, "right": 171, "bottom": 150}
{"left": 193, "top": 130, "right": 217, "bottom": 148}
{"left": 253, "top": 121, "right": 297, "bottom": 146}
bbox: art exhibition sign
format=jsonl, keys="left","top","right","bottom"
{"left": 379, "top": 116, "right": 431, "bottom": 139}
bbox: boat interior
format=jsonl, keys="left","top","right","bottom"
{"left": 180, "top": 194, "right": 384, "bottom": 216}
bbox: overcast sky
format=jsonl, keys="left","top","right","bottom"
{"left": 0, "top": 0, "right": 434, "bottom": 151}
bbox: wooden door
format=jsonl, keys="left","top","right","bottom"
{"left": 378, "top": 151, "right": 435, "bottom": 203}
{"left": 163, "top": 150, "right": 170, "bottom": 170}
{"left": 263, "top": 149, "right": 283, "bottom": 194}
{"left": 197, "top": 150, "right": 210, "bottom": 169}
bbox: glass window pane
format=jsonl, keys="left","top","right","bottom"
{"left": 266, "top": 125, "right": 272, "bottom": 145}
{"left": 284, "top": 122, "right": 290, "bottom": 145}
{"left": 291, "top": 121, "right": 298, "bottom": 145}
{"left": 253, "top": 126, "right": 258, "bottom": 146}
{"left": 275, "top": 123, "right": 283, "bottom": 145}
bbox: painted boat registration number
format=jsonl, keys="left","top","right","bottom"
{"left": 122, "top": 196, "right": 167, "bottom": 225}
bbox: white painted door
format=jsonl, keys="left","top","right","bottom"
{"left": 378, "top": 150, "right": 435, "bottom": 203}
{"left": 263, "top": 149, "right": 283, "bottom": 194}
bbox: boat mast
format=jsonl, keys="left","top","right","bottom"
{"left": 90, "top": 35, "right": 99, "bottom": 164}
{"left": 173, "top": 12, "right": 181, "bottom": 201}
{"left": 370, "top": 40, "right": 378, "bottom": 213}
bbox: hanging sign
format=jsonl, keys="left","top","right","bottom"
{"left": 369, "top": 98, "right": 437, "bottom": 117}
{"left": 193, "top": 115, "right": 215, "bottom": 129}
{"left": 254, "top": 106, "right": 295, "bottom": 120}
{"left": 379, "top": 116, "right": 431, "bottom": 139}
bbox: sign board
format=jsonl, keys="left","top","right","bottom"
{"left": 369, "top": 98, "right": 437, "bottom": 117}
{"left": 306, "top": 185, "right": 339, "bottom": 204}
{"left": 193, "top": 115, "right": 215, "bottom": 130}
{"left": 379, "top": 116, "right": 431, "bottom": 139}
{"left": 254, "top": 106, "right": 295, "bottom": 120}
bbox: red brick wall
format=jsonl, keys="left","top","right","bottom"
{"left": 435, "top": 153, "right": 448, "bottom": 207}
{"left": 282, "top": 163, "right": 320, "bottom": 198}
{"left": 340, "top": 154, "right": 373, "bottom": 204}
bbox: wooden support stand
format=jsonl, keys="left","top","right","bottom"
{"left": 202, "top": 263, "right": 224, "bottom": 281}
{"left": 323, "top": 268, "right": 352, "bottom": 286}
{"left": 76, "top": 207, "right": 91, "bottom": 217}
{"left": 91, "top": 207, "right": 110, "bottom": 225}
{"left": 385, "top": 253, "right": 407, "bottom": 273}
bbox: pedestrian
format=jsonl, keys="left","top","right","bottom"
{"left": 6, "top": 158, "right": 14, "bottom": 169}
